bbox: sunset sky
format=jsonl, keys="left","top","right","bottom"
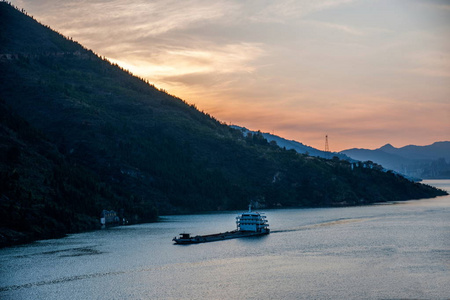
{"left": 10, "top": 0, "right": 450, "bottom": 151}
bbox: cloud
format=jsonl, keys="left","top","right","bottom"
{"left": 404, "top": 51, "right": 450, "bottom": 78}
{"left": 53, "top": 0, "right": 235, "bottom": 35}
{"left": 105, "top": 42, "right": 266, "bottom": 100}
{"left": 420, "top": 2, "right": 450, "bottom": 12}
{"left": 9, "top": 0, "right": 450, "bottom": 150}
{"left": 248, "top": 0, "right": 356, "bottom": 23}
{"left": 303, "top": 20, "right": 364, "bottom": 36}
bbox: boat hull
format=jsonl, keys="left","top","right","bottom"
{"left": 173, "top": 230, "right": 269, "bottom": 244}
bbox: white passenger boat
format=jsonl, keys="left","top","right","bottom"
{"left": 173, "top": 205, "right": 270, "bottom": 244}
{"left": 236, "top": 204, "right": 270, "bottom": 233}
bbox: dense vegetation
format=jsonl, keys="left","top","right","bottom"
{"left": 0, "top": 2, "right": 446, "bottom": 247}
{"left": 0, "top": 100, "right": 155, "bottom": 246}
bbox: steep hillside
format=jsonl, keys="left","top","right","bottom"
{"left": 0, "top": 99, "right": 157, "bottom": 247}
{"left": 342, "top": 142, "right": 450, "bottom": 179}
{"left": 0, "top": 2, "right": 446, "bottom": 246}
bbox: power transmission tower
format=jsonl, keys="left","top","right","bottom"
{"left": 325, "top": 135, "right": 329, "bottom": 152}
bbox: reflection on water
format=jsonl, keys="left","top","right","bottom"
{"left": 1, "top": 180, "right": 449, "bottom": 299}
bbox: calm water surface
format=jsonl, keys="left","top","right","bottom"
{"left": 1, "top": 180, "right": 449, "bottom": 299}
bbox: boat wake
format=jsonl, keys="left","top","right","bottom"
{"left": 270, "top": 217, "right": 373, "bottom": 233}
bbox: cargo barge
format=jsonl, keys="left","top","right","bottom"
{"left": 173, "top": 205, "right": 270, "bottom": 244}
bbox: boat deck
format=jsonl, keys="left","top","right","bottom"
{"left": 173, "top": 230, "right": 269, "bottom": 244}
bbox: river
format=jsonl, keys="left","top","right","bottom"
{"left": 1, "top": 180, "right": 449, "bottom": 299}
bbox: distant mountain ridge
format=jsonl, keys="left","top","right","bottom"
{"left": 342, "top": 142, "right": 450, "bottom": 179}
{"left": 379, "top": 142, "right": 450, "bottom": 161}
{"left": 231, "top": 126, "right": 441, "bottom": 180}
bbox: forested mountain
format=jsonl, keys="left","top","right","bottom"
{"left": 0, "top": 99, "right": 154, "bottom": 246}
{"left": 342, "top": 142, "right": 450, "bottom": 179}
{"left": 0, "top": 2, "right": 446, "bottom": 247}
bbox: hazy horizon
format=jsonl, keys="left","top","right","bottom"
{"left": 9, "top": 0, "right": 450, "bottom": 151}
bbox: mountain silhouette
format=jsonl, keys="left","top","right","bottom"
{"left": 342, "top": 142, "right": 450, "bottom": 179}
